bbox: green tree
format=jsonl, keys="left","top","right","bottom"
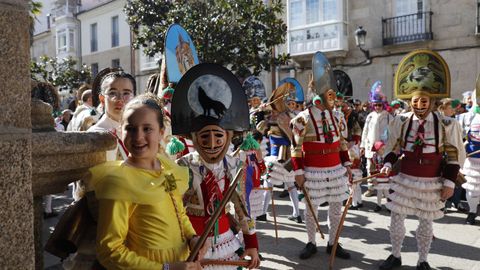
{"left": 125, "top": 0, "right": 290, "bottom": 75}
{"left": 31, "top": 56, "right": 92, "bottom": 92}
{"left": 29, "top": 0, "right": 43, "bottom": 45}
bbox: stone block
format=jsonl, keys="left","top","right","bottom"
{"left": 0, "top": 136, "right": 34, "bottom": 268}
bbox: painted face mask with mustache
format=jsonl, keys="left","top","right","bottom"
{"left": 192, "top": 125, "right": 232, "bottom": 164}
{"left": 411, "top": 95, "right": 431, "bottom": 119}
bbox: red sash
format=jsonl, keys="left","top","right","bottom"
{"left": 400, "top": 151, "right": 443, "bottom": 177}
{"left": 302, "top": 141, "right": 341, "bottom": 167}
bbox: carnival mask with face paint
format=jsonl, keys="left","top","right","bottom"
{"left": 192, "top": 124, "right": 232, "bottom": 164}
{"left": 323, "top": 89, "right": 336, "bottom": 110}
{"left": 411, "top": 95, "right": 431, "bottom": 119}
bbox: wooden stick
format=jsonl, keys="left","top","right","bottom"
{"left": 250, "top": 93, "right": 289, "bottom": 114}
{"left": 269, "top": 187, "right": 279, "bottom": 243}
{"left": 467, "top": 148, "right": 480, "bottom": 157}
{"left": 352, "top": 172, "right": 385, "bottom": 185}
{"left": 187, "top": 168, "right": 243, "bottom": 262}
{"left": 329, "top": 190, "right": 354, "bottom": 270}
{"left": 302, "top": 187, "right": 325, "bottom": 239}
{"left": 200, "top": 259, "right": 251, "bottom": 267}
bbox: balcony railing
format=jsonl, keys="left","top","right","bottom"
{"left": 382, "top": 11, "right": 433, "bottom": 46}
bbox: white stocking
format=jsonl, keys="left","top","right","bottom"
{"left": 466, "top": 190, "right": 480, "bottom": 214}
{"left": 352, "top": 184, "right": 362, "bottom": 206}
{"left": 327, "top": 201, "right": 342, "bottom": 245}
{"left": 304, "top": 202, "right": 319, "bottom": 245}
{"left": 416, "top": 218, "right": 433, "bottom": 263}
{"left": 376, "top": 192, "right": 383, "bottom": 206}
{"left": 286, "top": 182, "right": 300, "bottom": 217}
{"left": 262, "top": 181, "right": 273, "bottom": 214}
{"left": 390, "top": 212, "right": 406, "bottom": 258}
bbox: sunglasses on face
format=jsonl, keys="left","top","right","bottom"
{"left": 374, "top": 104, "right": 383, "bottom": 107}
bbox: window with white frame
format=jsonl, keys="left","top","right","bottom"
{"left": 91, "top": 23, "right": 98, "bottom": 52}
{"left": 56, "top": 27, "right": 75, "bottom": 54}
{"left": 288, "top": 0, "right": 348, "bottom": 55}
{"left": 112, "top": 15, "right": 119, "bottom": 47}
{"left": 57, "top": 29, "right": 67, "bottom": 53}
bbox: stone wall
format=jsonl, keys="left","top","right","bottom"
{"left": 0, "top": 0, "right": 35, "bottom": 268}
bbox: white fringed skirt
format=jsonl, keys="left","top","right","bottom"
{"left": 461, "top": 157, "right": 480, "bottom": 196}
{"left": 387, "top": 173, "right": 444, "bottom": 220}
{"left": 304, "top": 164, "right": 349, "bottom": 205}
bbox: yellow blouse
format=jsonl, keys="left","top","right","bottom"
{"left": 90, "top": 154, "right": 196, "bottom": 270}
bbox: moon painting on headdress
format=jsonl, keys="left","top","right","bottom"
{"left": 187, "top": 75, "right": 232, "bottom": 119}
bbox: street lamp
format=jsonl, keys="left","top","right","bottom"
{"left": 355, "top": 26, "right": 370, "bottom": 61}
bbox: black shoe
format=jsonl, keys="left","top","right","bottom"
{"left": 357, "top": 203, "right": 364, "bottom": 208}
{"left": 374, "top": 205, "right": 382, "bottom": 212}
{"left": 256, "top": 214, "right": 267, "bottom": 221}
{"left": 279, "top": 190, "right": 289, "bottom": 198}
{"left": 288, "top": 215, "right": 303, "bottom": 223}
{"left": 296, "top": 215, "right": 303, "bottom": 223}
{"left": 43, "top": 211, "right": 58, "bottom": 219}
{"left": 299, "top": 242, "right": 317, "bottom": 259}
{"left": 416, "top": 261, "right": 432, "bottom": 270}
{"left": 326, "top": 243, "right": 351, "bottom": 259}
{"left": 320, "top": 201, "right": 329, "bottom": 207}
{"left": 379, "top": 255, "right": 402, "bottom": 270}
{"left": 466, "top": 213, "right": 476, "bottom": 225}
{"left": 350, "top": 205, "right": 359, "bottom": 210}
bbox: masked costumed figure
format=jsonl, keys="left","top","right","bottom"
{"left": 172, "top": 64, "right": 260, "bottom": 270}
{"left": 360, "top": 81, "right": 393, "bottom": 197}
{"left": 236, "top": 134, "right": 267, "bottom": 219}
{"left": 460, "top": 76, "right": 480, "bottom": 225}
{"left": 259, "top": 79, "right": 304, "bottom": 223}
{"left": 290, "top": 52, "right": 352, "bottom": 260}
{"left": 379, "top": 50, "right": 466, "bottom": 270}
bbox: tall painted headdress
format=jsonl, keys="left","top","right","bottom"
{"left": 312, "top": 51, "right": 338, "bottom": 96}
{"left": 394, "top": 49, "right": 450, "bottom": 99}
{"left": 243, "top": 76, "right": 266, "bottom": 100}
{"left": 170, "top": 63, "right": 249, "bottom": 136}
{"left": 165, "top": 24, "right": 200, "bottom": 84}
{"left": 369, "top": 81, "right": 386, "bottom": 103}
{"left": 278, "top": 77, "right": 304, "bottom": 103}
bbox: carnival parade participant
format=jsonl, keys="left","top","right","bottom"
{"left": 88, "top": 68, "right": 136, "bottom": 161}
{"left": 348, "top": 140, "right": 363, "bottom": 210}
{"left": 290, "top": 52, "right": 352, "bottom": 260}
{"left": 378, "top": 50, "right": 466, "bottom": 270}
{"left": 259, "top": 79, "right": 304, "bottom": 223}
{"left": 90, "top": 94, "right": 205, "bottom": 270}
{"left": 60, "top": 68, "right": 136, "bottom": 270}
{"left": 236, "top": 133, "right": 267, "bottom": 219}
{"left": 172, "top": 64, "right": 260, "bottom": 270}
{"left": 360, "top": 81, "right": 393, "bottom": 198}
{"left": 67, "top": 87, "right": 98, "bottom": 131}
{"left": 369, "top": 141, "right": 391, "bottom": 212}
{"left": 458, "top": 90, "right": 475, "bottom": 137}
{"left": 460, "top": 77, "right": 480, "bottom": 225}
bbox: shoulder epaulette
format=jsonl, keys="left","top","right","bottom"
{"left": 442, "top": 118, "right": 452, "bottom": 126}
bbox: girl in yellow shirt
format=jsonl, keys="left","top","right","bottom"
{"left": 90, "top": 94, "right": 205, "bottom": 270}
